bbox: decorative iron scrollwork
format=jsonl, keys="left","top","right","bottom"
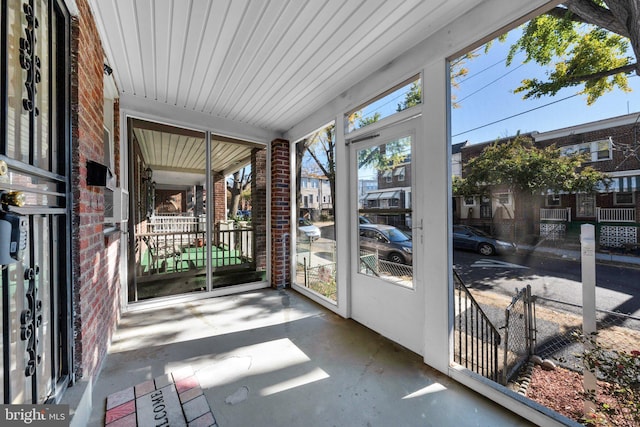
{"left": 20, "top": 2, "right": 40, "bottom": 117}
{"left": 20, "top": 265, "right": 41, "bottom": 377}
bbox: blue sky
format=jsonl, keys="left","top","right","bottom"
{"left": 450, "top": 30, "right": 640, "bottom": 145}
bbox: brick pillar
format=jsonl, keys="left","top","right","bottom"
{"left": 253, "top": 147, "right": 267, "bottom": 272}
{"left": 271, "top": 139, "right": 291, "bottom": 288}
{"left": 213, "top": 172, "right": 226, "bottom": 225}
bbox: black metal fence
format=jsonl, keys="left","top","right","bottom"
{"left": 503, "top": 285, "right": 536, "bottom": 384}
{"left": 453, "top": 271, "right": 502, "bottom": 383}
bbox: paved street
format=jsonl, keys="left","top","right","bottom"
{"left": 453, "top": 249, "right": 640, "bottom": 319}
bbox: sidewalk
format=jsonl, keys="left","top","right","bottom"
{"left": 519, "top": 242, "right": 640, "bottom": 266}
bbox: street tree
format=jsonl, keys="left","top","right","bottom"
{"left": 454, "top": 135, "right": 609, "bottom": 239}
{"left": 296, "top": 125, "right": 336, "bottom": 219}
{"left": 507, "top": 0, "right": 640, "bottom": 104}
{"left": 227, "top": 168, "right": 251, "bottom": 219}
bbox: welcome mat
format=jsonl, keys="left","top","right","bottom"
{"left": 104, "top": 366, "right": 217, "bottom": 427}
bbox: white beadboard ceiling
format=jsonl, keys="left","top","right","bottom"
{"left": 89, "top": 0, "right": 480, "bottom": 136}
{"left": 131, "top": 119, "right": 260, "bottom": 182}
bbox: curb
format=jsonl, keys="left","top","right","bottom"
{"left": 519, "top": 245, "right": 640, "bottom": 267}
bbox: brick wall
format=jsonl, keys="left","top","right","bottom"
{"left": 70, "top": 0, "right": 121, "bottom": 380}
{"left": 213, "top": 172, "right": 226, "bottom": 224}
{"left": 253, "top": 147, "right": 267, "bottom": 271}
{"left": 271, "top": 139, "right": 291, "bottom": 288}
{"left": 537, "top": 123, "right": 640, "bottom": 173}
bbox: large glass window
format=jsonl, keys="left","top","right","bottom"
{"left": 294, "top": 122, "right": 337, "bottom": 302}
{"left": 129, "top": 120, "right": 267, "bottom": 302}
{"left": 356, "top": 136, "right": 413, "bottom": 288}
{"left": 345, "top": 75, "right": 421, "bottom": 134}
{"left": 450, "top": 5, "right": 640, "bottom": 425}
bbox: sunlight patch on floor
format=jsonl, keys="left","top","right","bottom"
{"left": 402, "top": 382, "right": 447, "bottom": 399}
{"left": 259, "top": 367, "right": 330, "bottom": 397}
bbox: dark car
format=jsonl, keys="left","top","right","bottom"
{"left": 359, "top": 224, "right": 412, "bottom": 264}
{"left": 453, "top": 225, "right": 517, "bottom": 256}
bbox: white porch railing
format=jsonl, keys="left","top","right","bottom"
{"left": 540, "top": 208, "right": 571, "bottom": 222}
{"left": 596, "top": 208, "right": 636, "bottom": 223}
{"left": 149, "top": 215, "right": 203, "bottom": 233}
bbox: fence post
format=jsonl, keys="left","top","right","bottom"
{"left": 581, "top": 224, "right": 597, "bottom": 415}
{"left": 525, "top": 285, "right": 532, "bottom": 355}
{"left": 502, "top": 309, "right": 510, "bottom": 385}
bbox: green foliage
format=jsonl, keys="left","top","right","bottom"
{"left": 508, "top": 10, "right": 633, "bottom": 104}
{"left": 357, "top": 136, "right": 410, "bottom": 172}
{"left": 357, "top": 112, "right": 381, "bottom": 128}
{"left": 396, "top": 82, "right": 422, "bottom": 111}
{"left": 457, "top": 135, "right": 608, "bottom": 196}
{"left": 578, "top": 332, "right": 640, "bottom": 426}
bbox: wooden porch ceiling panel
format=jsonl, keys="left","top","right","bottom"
{"left": 133, "top": 128, "right": 254, "bottom": 180}
{"left": 89, "top": 0, "right": 479, "bottom": 133}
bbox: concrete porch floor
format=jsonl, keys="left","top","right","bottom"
{"left": 85, "top": 289, "right": 533, "bottom": 426}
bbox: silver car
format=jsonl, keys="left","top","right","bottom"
{"left": 298, "top": 218, "right": 321, "bottom": 240}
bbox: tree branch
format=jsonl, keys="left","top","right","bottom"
{"left": 562, "top": 0, "right": 629, "bottom": 38}
{"left": 566, "top": 62, "right": 637, "bottom": 84}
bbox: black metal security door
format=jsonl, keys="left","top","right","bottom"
{"left": 1, "top": 0, "right": 71, "bottom": 403}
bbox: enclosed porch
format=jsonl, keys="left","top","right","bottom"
{"left": 81, "top": 289, "right": 532, "bottom": 427}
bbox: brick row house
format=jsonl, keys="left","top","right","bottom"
{"left": 456, "top": 113, "right": 640, "bottom": 250}
{"left": 1, "top": 1, "right": 632, "bottom": 426}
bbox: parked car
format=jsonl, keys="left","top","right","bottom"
{"left": 452, "top": 225, "right": 516, "bottom": 255}
{"left": 298, "top": 218, "right": 321, "bottom": 240}
{"left": 359, "top": 224, "right": 412, "bottom": 264}
{"left": 359, "top": 215, "right": 372, "bottom": 224}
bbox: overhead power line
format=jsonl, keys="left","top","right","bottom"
{"left": 452, "top": 93, "right": 581, "bottom": 137}
{"left": 456, "top": 63, "right": 525, "bottom": 103}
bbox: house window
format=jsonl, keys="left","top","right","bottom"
{"left": 463, "top": 196, "right": 476, "bottom": 206}
{"left": 394, "top": 166, "right": 406, "bottom": 182}
{"left": 383, "top": 170, "right": 393, "bottom": 183}
{"left": 596, "top": 139, "right": 611, "bottom": 160}
{"left": 614, "top": 192, "right": 634, "bottom": 206}
{"left": 560, "top": 138, "right": 612, "bottom": 162}
{"left": 576, "top": 193, "right": 596, "bottom": 217}
{"left": 546, "top": 194, "right": 561, "bottom": 207}
{"left": 497, "top": 193, "right": 511, "bottom": 205}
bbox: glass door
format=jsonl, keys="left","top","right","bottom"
{"left": 350, "top": 117, "right": 423, "bottom": 354}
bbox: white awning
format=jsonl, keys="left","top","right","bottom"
{"left": 393, "top": 166, "right": 405, "bottom": 176}
{"left": 379, "top": 191, "right": 400, "bottom": 199}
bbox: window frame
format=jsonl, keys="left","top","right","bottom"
{"left": 496, "top": 193, "right": 511, "bottom": 205}
{"left": 463, "top": 196, "right": 476, "bottom": 207}
{"left": 546, "top": 194, "right": 561, "bottom": 207}
{"left": 614, "top": 192, "right": 635, "bottom": 206}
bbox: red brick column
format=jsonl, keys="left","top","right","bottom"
{"left": 253, "top": 148, "right": 267, "bottom": 272}
{"left": 271, "top": 139, "right": 291, "bottom": 288}
{"left": 212, "top": 172, "right": 226, "bottom": 225}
